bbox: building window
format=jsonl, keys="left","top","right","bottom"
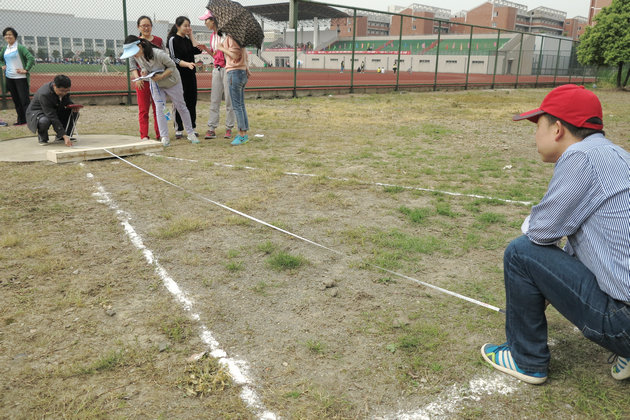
{"left": 37, "top": 36, "right": 47, "bottom": 46}
{"left": 72, "top": 38, "right": 82, "bottom": 47}
{"left": 23, "top": 36, "right": 35, "bottom": 47}
{"left": 446, "top": 60, "right": 457, "bottom": 63}
{"left": 472, "top": 60, "right": 484, "bottom": 64}
{"left": 84, "top": 39, "right": 93, "bottom": 49}
{"left": 95, "top": 39, "right": 104, "bottom": 48}
{"left": 419, "top": 59, "right": 430, "bottom": 63}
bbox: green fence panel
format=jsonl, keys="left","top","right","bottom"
{"left": 0, "top": 0, "right": 599, "bottom": 109}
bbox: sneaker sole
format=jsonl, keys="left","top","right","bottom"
{"left": 481, "top": 344, "right": 547, "bottom": 385}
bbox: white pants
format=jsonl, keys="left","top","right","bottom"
{"left": 150, "top": 81, "right": 194, "bottom": 138}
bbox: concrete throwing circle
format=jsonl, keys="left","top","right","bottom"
{"left": 0, "top": 135, "right": 161, "bottom": 162}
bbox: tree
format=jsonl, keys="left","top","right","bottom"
{"left": 52, "top": 50, "right": 60, "bottom": 61}
{"left": 577, "top": 0, "right": 630, "bottom": 89}
{"left": 37, "top": 48, "right": 48, "bottom": 61}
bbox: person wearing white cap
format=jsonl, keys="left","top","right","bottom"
{"left": 121, "top": 35, "right": 199, "bottom": 146}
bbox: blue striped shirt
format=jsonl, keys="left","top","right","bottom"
{"left": 526, "top": 133, "right": 630, "bottom": 302}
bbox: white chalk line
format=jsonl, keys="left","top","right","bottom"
{"left": 118, "top": 150, "right": 503, "bottom": 313}
{"left": 87, "top": 154, "right": 513, "bottom": 417}
{"left": 374, "top": 373, "right": 518, "bottom": 420}
{"left": 84, "top": 169, "right": 277, "bottom": 420}
{"left": 145, "top": 153, "right": 533, "bottom": 206}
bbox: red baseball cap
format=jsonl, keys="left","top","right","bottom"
{"left": 513, "top": 84, "right": 603, "bottom": 130}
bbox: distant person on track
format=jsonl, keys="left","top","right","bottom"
{"left": 121, "top": 35, "right": 199, "bottom": 147}
{"left": 167, "top": 16, "right": 203, "bottom": 140}
{"left": 1, "top": 27, "right": 35, "bottom": 126}
{"left": 481, "top": 85, "right": 630, "bottom": 384}
{"left": 216, "top": 32, "right": 250, "bottom": 146}
{"left": 100, "top": 55, "right": 111, "bottom": 73}
{"left": 340, "top": 59, "right": 344, "bottom": 73}
{"left": 26, "top": 74, "right": 76, "bottom": 147}
{"left": 199, "top": 9, "right": 235, "bottom": 141}
{"left": 129, "top": 15, "right": 164, "bottom": 141}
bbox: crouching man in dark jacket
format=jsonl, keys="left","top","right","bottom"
{"left": 26, "top": 74, "right": 77, "bottom": 147}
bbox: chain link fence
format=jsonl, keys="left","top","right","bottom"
{"left": 1, "top": 0, "right": 598, "bottom": 108}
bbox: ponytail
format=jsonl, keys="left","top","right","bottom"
{"left": 167, "top": 16, "right": 189, "bottom": 42}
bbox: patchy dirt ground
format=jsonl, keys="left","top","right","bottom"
{"left": 1, "top": 89, "right": 629, "bottom": 419}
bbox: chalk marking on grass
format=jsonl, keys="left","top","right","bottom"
{"left": 112, "top": 150, "right": 504, "bottom": 313}
{"left": 145, "top": 153, "right": 533, "bottom": 206}
{"left": 85, "top": 169, "right": 277, "bottom": 420}
{"left": 375, "top": 374, "right": 518, "bottom": 420}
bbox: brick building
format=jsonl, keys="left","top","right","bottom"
{"left": 388, "top": 4, "right": 451, "bottom": 35}
{"left": 332, "top": 12, "right": 390, "bottom": 38}
{"left": 333, "top": 2, "right": 593, "bottom": 41}
{"left": 448, "top": 1, "right": 588, "bottom": 40}
{"left": 564, "top": 16, "right": 588, "bottom": 40}
{"left": 589, "top": 0, "right": 613, "bottom": 25}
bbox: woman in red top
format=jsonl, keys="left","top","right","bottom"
{"left": 130, "top": 16, "right": 163, "bottom": 140}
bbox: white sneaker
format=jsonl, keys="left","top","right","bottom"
{"left": 161, "top": 136, "right": 170, "bottom": 147}
{"left": 187, "top": 133, "right": 200, "bottom": 144}
{"left": 611, "top": 355, "right": 630, "bottom": 380}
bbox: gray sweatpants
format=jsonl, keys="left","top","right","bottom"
{"left": 150, "top": 81, "right": 193, "bottom": 138}
{"left": 207, "top": 67, "right": 235, "bottom": 130}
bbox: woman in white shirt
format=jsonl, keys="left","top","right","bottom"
{"left": 0, "top": 27, "right": 35, "bottom": 126}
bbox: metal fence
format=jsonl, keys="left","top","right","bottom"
{"left": 1, "top": 0, "right": 597, "bottom": 107}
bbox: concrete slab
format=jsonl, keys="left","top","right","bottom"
{"left": 0, "top": 135, "right": 162, "bottom": 163}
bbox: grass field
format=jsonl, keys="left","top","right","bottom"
{"left": 1, "top": 88, "right": 629, "bottom": 418}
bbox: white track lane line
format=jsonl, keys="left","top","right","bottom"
{"left": 374, "top": 373, "right": 518, "bottom": 420}
{"left": 145, "top": 153, "right": 533, "bottom": 206}
{"left": 85, "top": 170, "right": 277, "bottom": 420}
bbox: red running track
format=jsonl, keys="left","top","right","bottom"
{"left": 27, "top": 70, "right": 594, "bottom": 95}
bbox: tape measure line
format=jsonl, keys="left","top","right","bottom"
{"left": 104, "top": 149, "right": 504, "bottom": 313}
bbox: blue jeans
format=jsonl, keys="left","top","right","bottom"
{"left": 227, "top": 70, "right": 248, "bottom": 132}
{"left": 504, "top": 235, "right": 630, "bottom": 374}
